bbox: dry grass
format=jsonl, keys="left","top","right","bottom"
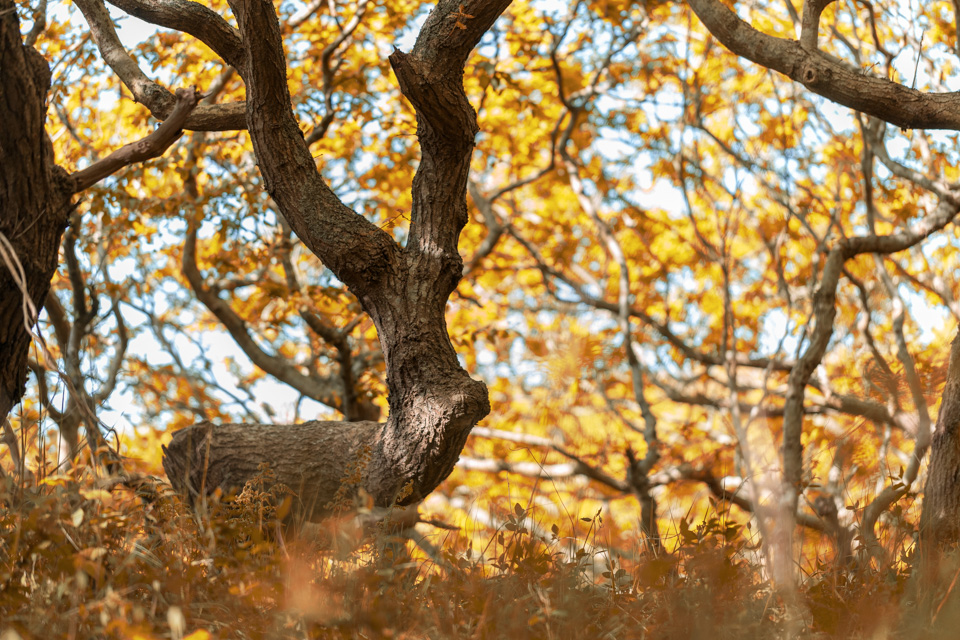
{"left": 1, "top": 462, "right": 959, "bottom": 639}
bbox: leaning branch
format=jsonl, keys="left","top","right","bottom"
{"left": 105, "top": 0, "right": 245, "bottom": 70}
{"left": 687, "top": 0, "right": 960, "bottom": 130}
{"left": 74, "top": 0, "right": 245, "bottom": 131}
{"left": 225, "top": 0, "right": 397, "bottom": 289}
{"left": 70, "top": 88, "right": 200, "bottom": 192}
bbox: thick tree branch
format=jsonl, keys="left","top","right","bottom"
{"left": 687, "top": 0, "right": 960, "bottom": 130}
{"left": 105, "top": 0, "right": 245, "bottom": 70}
{"left": 0, "top": 0, "right": 74, "bottom": 426}
{"left": 225, "top": 0, "right": 397, "bottom": 289}
{"left": 799, "top": 0, "right": 836, "bottom": 51}
{"left": 73, "top": 0, "right": 245, "bottom": 131}
{"left": 389, "top": 0, "right": 513, "bottom": 293}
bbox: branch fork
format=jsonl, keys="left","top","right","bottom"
{"left": 800, "top": 0, "right": 837, "bottom": 50}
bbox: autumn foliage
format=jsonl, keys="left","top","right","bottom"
{"left": 9, "top": 0, "right": 960, "bottom": 635}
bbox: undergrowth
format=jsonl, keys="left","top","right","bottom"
{"left": 0, "top": 462, "right": 958, "bottom": 639}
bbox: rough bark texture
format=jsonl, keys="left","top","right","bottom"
{"left": 0, "top": 0, "right": 73, "bottom": 423}
{"left": 162, "top": 421, "right": 381, "bottom": 517}
{"left": 920, "top": 332, "right": 960, "bottom": 550}
{"left": 162, "top": 0, "right": 512, "bottom": 516}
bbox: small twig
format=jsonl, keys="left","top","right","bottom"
{"left": 0, "top": 232, "right": 40, "bottom": 334}
{"left": 912, "top": 32, "right": 924, "bottom": 89}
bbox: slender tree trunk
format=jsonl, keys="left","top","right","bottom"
{"left": 919, "top": 332, "right": 960, "bottom": 558}
{"left": 0, "top": 0, "right": 73, "bottom": 426}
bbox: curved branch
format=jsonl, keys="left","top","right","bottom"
{"left": 105, "top": 0, "right": 245, "bottom": 70}
{"left": 687, "top": 0, "right": 960, "bottom": 130}
{"left": 386, "top": 0, "right": 514, "bottom": 299}
{"left": 73, "top": 0, "right": 245, "bottom": 131}
{"left": 780, "top": 194, "right": 960, "bottom": 511}
{"left": 225, "top": 0, "right": 396, "bottom": 289}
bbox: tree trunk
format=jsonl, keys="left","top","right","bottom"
{"left": 162, "top": 0, "right": 511, "bottom": 516}
{"left": 919, "top": 331, "right": 960, "bottom": 554}
{"left": 0, "top": 0, "right": 73, "bottom": 425}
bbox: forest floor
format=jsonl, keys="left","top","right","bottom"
{"left": 0, "top": 462, "right": 957, "bottom": 640}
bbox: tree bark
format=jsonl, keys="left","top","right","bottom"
{"left": 1, "top": 1, "right": 200, "bottom": 444}
{"left": 0, "top": 0, "right": 73, "bottom": 425}
{"left": 162, "top": 0, "right": 511, "bottom": 516}
{"left": 919, "top": 332, "right": 960, "bottom": 553}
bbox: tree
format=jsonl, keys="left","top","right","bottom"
{"left": 3, "top": 0, "right": 516, "bottom": 518}
{"left": 9, "top": 0, "right": 960, "bottom": 589}
{"left": 685, "top": 0, "right": 960, "bottom": 578}
{"left": 158, "top": 0, "right": 520, "bottom": 513}
{"left": 1, "top": 0, "right": 203, "bottom": 457}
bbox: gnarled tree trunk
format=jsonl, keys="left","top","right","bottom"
{"left": 162, "top": 0, "right": 511, "bottom": 517}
